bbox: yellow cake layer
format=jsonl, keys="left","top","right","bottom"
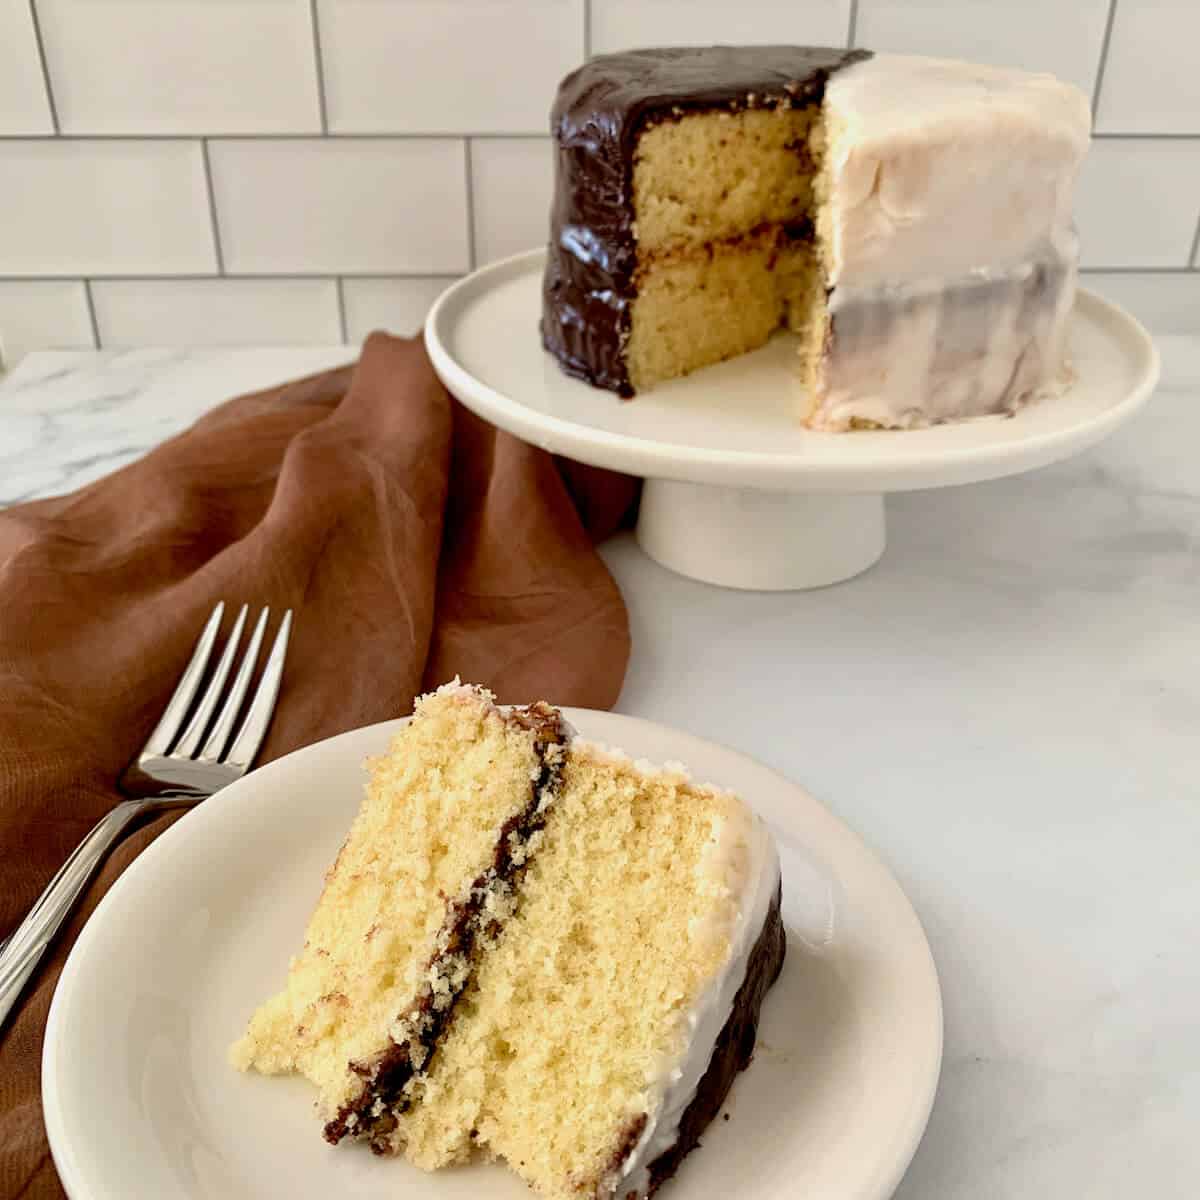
{"left": 229, "top": 686, "right": 549, "bottom": 1123}
{"left": 633, "top": 105, "right": 818, "bottom": 254}
{"left": 629, "top": 100, "right": 832, "bottom": 396}
{"left": 627, "top": 229, "right": 827, "bottom": 393}
{"left": 391, "top": 745, "right": 741, "bottom": 1198}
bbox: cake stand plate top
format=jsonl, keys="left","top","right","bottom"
{"left": 425, "top": 250, "right": 1158, "bottom": 496}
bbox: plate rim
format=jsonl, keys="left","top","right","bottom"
{"left": 424, "top": 248, "right": 1160, "bottom": 493}
{"left": 43, "top": 708, "right": 943, "bottom": 1200}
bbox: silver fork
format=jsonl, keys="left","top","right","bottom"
{"left": 0, "top": 601, "right": 292, "bottom": 1033}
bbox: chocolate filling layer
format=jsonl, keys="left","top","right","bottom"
{"left": 603, "top": 880, "right": 787, "bottom": 1200}
{"left": 541, "top": 45, "right": 870, "bottom": 396}
{"left": 323, "top": 702, "right": 568, "bottom": 1150}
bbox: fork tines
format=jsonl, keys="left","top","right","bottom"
{"left": 141, "top": 602, "right": 293, "bottom": 771}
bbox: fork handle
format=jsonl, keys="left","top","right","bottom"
{"left": 0, "top": 798, "right": 163, "bottom": 1033}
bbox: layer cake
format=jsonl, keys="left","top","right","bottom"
{"left": 541, "top": 46, "right": 1091, "bottom": 430}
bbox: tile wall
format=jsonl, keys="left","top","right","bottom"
{"left": 0, "top": 0, "right": 1197, "bottom": 365}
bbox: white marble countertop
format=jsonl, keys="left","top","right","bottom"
{"left": 3, "top": 342, "right": 1199, "bottom": 1197}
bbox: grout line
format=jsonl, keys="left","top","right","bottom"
{"left": 582, "top": 0, "right": 591, "bottom": 59}
{"left": 2, "top": 268, "right": 1197, "bottom": 284}
{"left": 1189, "top": 211, "right": 1200, "bottom": 269}
{"left": 464, "top": 138, "right": 477, "bottom": 271}
{"left": 201, "top": 140, "right": 225, "bottom": 274}
{"left": 27, "top": 0, "right": 60, "bottom": 134}
{"left": 1090, "top": 0, "right": 1119, "bottom": 123}
{"left": 335, "top": 277, "right": 349, "bottom": 342}
{"left": 1091, "top": 132, "right": 1200, "bottom": 140}
{"left": 308, "top": 0, "right": 329, "bottom": 134}
{"left": 82, "top": 280, "right": 101, "bottom": 348}
{"left": 15, "top": 126, "right": 1200, "bottom": 146}
{"left": 0, "top": 271, "right": 467, "bottom": 282}
{"left": 0, "top": 134, "right": 195, "bottom": 145}
{"left": 0, "top": 131, "right": 554, "bottom": 142}
{"left": 847, "top": 0, "right": 860, "bottom": 49}
{"left": 1080, "top": 266, "right": 1200, "bottom": 275}
{"left": 8, "top": 128, "right": 1198, "bottom": 144}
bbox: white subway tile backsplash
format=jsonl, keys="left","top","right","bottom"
{"left": 591, "top": 0, "right": 850, "bottom": 54}
{"left": 1082, "top": 272, "right": 1200, "bottom": 335}
{"left": 0, "top": 281, "right": 93, "bottom": 367}
{"left": 318, "top": 0, "right": 583, "bottom": 134}
{"left": 470, "top": 139, "right": 553, "bottom": 265}
{"left": 0, "top": 3, "right": 1196, "bottom": 344}
{"left": 0, "top": 140, "right": 216, "bottom": 276}
{"left": 1074, "top": 140, "right": 1200, "bottom": 268}
{"left": 854, "top": 0, "right": 1109, "bottom": 97}
{"left": 1095, "top": 2, "right": 1200, "bottom": 134}
{"left": 37, "top": 0, "right": 322, "bottom": 134}
{"left": 0, "top": 0, "right": 53, "bottom": 134}
{"left": 91, "top": 279, "right": 341, "bottom": 347}
{"left": 342, "top": 277, "right": 455, "bottom": 341}
{"left": 208, "top": 139, "right": 469, "bottom": 274}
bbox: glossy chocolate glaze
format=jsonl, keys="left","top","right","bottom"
{"left": 541, "top": 46, "right": 871, "bottom": 396}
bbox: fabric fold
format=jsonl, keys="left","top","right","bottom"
{"left": 0, "top": 332, "right": 638, "bottom": 1200}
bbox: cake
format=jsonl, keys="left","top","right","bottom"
{"left": 231, "top": 682, "right": 784, "bottom": 1199}
{"left": 541, "top": 46, "right": 1092, "bottom": 430}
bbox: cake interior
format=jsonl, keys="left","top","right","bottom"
{"left": 229, "top": 690, "right": 555, "bottom": 1125}
{"left": 392, "top": 745, "right": 742, "bottom": 1196}
{"left": 628, "top": 101, "right": 833, "bottom": 394}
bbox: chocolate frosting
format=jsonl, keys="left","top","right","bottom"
{"left": 541, "top": 46, "right": 871, "bottom": 395}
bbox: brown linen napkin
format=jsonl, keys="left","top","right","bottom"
{"left": 0, "top": 332, "right": 638, "bottom": 1200}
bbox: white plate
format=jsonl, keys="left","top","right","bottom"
{"left": 425, "top": 249, "right": 1159, "bottom": 494}
{"left": 44, "top": 711, "right": 942, "bottom": 1200}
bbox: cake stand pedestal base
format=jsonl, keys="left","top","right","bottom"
{"left": 636, "top": 479, "right": 886, "bottom": 591}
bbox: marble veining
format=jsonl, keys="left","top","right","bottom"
{"left": 2, "top": 339, "right": 1199, "bottom": 1198}
{"left": 0, "top": 347, "right": 353, "bottom": 506}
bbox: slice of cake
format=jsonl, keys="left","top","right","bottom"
{"left": 541, "top": 46, "right": 1091, "bottom": 430}
{"left": 231, "top": 682, "right": 784, "bottom": 1199}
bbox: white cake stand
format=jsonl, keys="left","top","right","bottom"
{"left": 425, "top": 250, "right": 1159, "bottom": 591}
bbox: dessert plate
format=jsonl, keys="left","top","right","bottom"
{"left": 44, "top": 710, "right": 942, "bottom": 1200}
{"left": 426, "top": 250, "right": 1159, "bottom": 589}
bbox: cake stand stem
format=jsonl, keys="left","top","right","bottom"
{"left": 635, "top": 479, "right": 886, "bottom": 591}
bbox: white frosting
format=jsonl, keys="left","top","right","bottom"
{"left": 607, "top": 788, "right": 782, "bottom": 1199}
{"left": 814, "top": 244, "right": 1077, "bottom": 430}
{"left": 808, "top": 54, "right": 1090, "bottom": 430}
{"left": 821, "top": 54, "right": 1090, "bottom": 288}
